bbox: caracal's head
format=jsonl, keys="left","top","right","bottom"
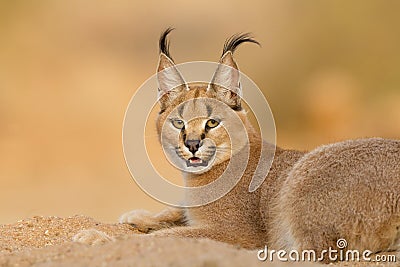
{"left": 155, "top": 29, "right": 259, "bottom": 174}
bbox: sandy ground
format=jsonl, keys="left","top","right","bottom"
{"left": 0, "top": 216, "right": 398, "bottom": 267}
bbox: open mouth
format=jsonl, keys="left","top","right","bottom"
{"left": 186, "top": 157, "right": 208, "bottom": 167}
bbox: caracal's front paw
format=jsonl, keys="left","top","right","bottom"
{"left": 72, "top": 229, "right": 115, "bottom": 245}
{"left": 119, "top": 209, "right": 166, "bottom": 233}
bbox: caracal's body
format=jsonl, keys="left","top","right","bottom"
{"left": 76, "top": 29, "right": 400, "bottom": 261}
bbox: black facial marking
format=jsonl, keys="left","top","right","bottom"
{"left": 206, "top": 105, "right": 212, "bottom": 117}
{"left": 178, "top": 104, "right": 185, "bottom": 118}
{"left": 232, "top": 105, "right": 242, "bottom": 111}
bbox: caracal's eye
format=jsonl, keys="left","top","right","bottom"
{"left": 206, "top": 119, "right": 219, "bottom": 129}
{"left": 172, "top": 119, "right": 185, "bottom": 129}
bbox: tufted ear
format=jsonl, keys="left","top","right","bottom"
{"left": 157, "top": 53, "right": 187, "bottom": 112}
{"left": 208, "top": 51, "right": 242, "bottom": 110}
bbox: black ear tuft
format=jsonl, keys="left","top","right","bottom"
{"left": 159, "top": 27, "right": 175, "bottom": 61}
{"left": 222, "top": 33, "right": 260, "bottom": 56}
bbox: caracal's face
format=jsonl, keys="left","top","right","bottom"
{"left": 157, "top": 83, "right": 248, "bottom": 174}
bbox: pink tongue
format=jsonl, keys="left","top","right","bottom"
{"left": 189, "top": 158, "right": 202, "bottom": 163}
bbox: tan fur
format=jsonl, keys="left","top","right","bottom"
{"left": 76, "top": 33, "right": 400, "bottom": 262}
{"left": 122, "top": 75, "right": 400, "bottom": 255}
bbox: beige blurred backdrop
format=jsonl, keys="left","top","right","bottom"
{"left": 0, "top": 0, "right": 399, "bottom": 224}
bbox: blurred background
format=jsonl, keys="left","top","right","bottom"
{"left": 0, "top": 0, "right": 399, "bottom": 224}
